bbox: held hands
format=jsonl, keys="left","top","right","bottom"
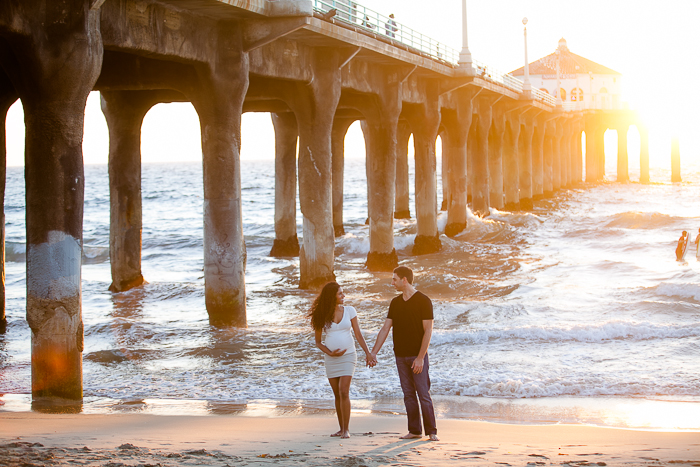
{"left": 328, "top": 348, "right": 347, "bottom": 357}
{"left": 365, "top": 352, "right": 378, "bottom": 368}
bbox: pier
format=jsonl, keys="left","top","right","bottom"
{"left": 0, "top": 0, "right": 644, "bottom": 400}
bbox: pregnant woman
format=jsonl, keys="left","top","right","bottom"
{"left": 309, "top": 282, "right": 374, "bottom": 439}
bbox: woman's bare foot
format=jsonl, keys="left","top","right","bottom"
{"left": 341, "top": 430, "right": 350, "bottom": 439}
{"left": 330, "top": 430, "right": 342, "bottom": 437}
{"left": 399, "top": 433, "right": 422, "bottom": 439}
{"left": 429, "top": 434, "right": 440, "bottom": 441}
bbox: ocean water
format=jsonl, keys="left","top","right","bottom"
{"left": 1, "top": 157, "right": 699, "bottom": 430}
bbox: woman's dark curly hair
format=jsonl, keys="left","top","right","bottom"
{"left": 309, "top": 282, "right": 340, "bottom": 331}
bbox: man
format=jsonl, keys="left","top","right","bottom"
{"left": 370, "top": 266, "right": 438, "bottom": 441}
{"left": 384, "top": 13, "right": 397, "bottom": 38}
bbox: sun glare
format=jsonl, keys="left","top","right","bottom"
{"left": 606, "top": 400, "right": 700, "bottom": 431}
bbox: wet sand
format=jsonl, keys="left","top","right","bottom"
{"left": 1, "top": 412, "right": 699, "bottom": 466}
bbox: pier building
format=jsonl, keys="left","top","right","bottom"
{"left": 0, "top": 0, "right": 645, "bottom": 400}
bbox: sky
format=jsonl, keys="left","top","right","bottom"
{"left": 5, "top": 0, "right": 699, "bottom": 170}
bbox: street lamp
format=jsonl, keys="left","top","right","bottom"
{"left": 459, "top": 0, "right": 473, "bottom": 73}
{"left": 522, "top": 17, "right": 531, "bottom": 95}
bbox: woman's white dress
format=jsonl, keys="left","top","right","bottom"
{"left": 323, "top": 306, "right": 357, "bottom": 378}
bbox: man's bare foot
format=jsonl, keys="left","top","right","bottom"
{"left": 341, "top": 430, "right": 350, "bottom": 439}
{"left": 399, "top": 433, "right": 422, "bottom": 439}
{"left": 330, "top": 430, "right": 342, "bottom": 437}
{"left": 429, "top": 434, "right": 440, "bottom": 441}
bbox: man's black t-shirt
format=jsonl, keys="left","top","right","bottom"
{"left": 387, "top": 291, "right": 434, "bottom": 357}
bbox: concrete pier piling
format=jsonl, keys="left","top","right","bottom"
{"left": 488, "top": 104, "right": 505, "bottom": 210}
{"left": 595, "top": 128, "right": 606, "bottom": 181}
{"left": 585, "top": 125, "right": 597, "bottom": 182}
{"left": 0, "top": 77, "right": 14, "bottom": 333}
{"left": 394, "top": 121, "right": 412, "bottom": 219}
{"left": 191, "top": 25, "right": 249, "bottom": 327}
{"left": 552, "top": 122, "right": 563, "bottom": 191}
{"left": 532, "top": 119, "right": 545, "bottom": 199}
{"left": 503, "top": 113, "right": 522, "bottom": 211}
{"left": 1, "top": 0, "right": 103, "bottom": 399}
{"left": 100, "top": 91, "right": 155, "bottom": 293}
{"left": 519, "top": 120, "right": 535, "bottom": 210}
{"left": 405, "top": 97, "right": 441, "bottom": 255}
{"left": 331, "top": 117, "right": 354, "bottom": 238}
{"left": 471, "top": 99, "right": 492, "bottom": 216}
{"left": 363, "top": 89, "right": 400, "bottom": 270}
{"left": 574, "top": 122, "right": 584, "bottom": 184}
{"left": 560, "top": 121, "right": 570, "bottom": 187}
{"left": 270, "top": 112, "right": 300, "bottom": 255}
{"left": 640, "top": 127, "right": 650, "bottom": 184}
{"left": 442, "top": 96, "right": 471, "bottom": 237}
{"left": 290, "top": 50, "right": 341, "bottom": 288}
{"left": 671, "top": 137, "right": 681, "bottom": 183}
{"left": 543, "top": 121, "right": 555, "bottom": 195}
{"left": 617, "top": 125, "right": 629, "bottom": 182}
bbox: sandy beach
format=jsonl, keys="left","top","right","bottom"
{"left": 1, "top": 412, "right": 698, "bottom": 466}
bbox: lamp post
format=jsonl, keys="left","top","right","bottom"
{"left": 522, "top": 17, "right": 531, "bottom": 96}
{"left": 459, "top": 0, "right": 473, "bottom": 73}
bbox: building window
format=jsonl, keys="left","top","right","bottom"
{"left": 599, "top": 87, "right": 608, "bottom": 94}
{"left": 571, "top": 88, "right": 583, "bottom": 101}
{"left": 559, "top": 88, "right": 566, "bottom": 101}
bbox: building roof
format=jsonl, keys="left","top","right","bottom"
{"left": 510, "top": 38, "right": 621, "bottom": 76}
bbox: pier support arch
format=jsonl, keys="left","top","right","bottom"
{"left": 101, "top": 90, "right": 177, "bottom": 293}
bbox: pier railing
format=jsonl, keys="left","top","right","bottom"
{"left": 312, "top": 0, "right": 556, "bottom": 107}
{"left": 313, "top": 0, "right": 459, "bottom": 63}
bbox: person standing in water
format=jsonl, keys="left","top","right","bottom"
{"left": 369, "top": 266, "right": 439, "bottom": 441}
{"left": 310, "top": 282, "right": 373, "bottom": 439}
{"left": 695, "top": 229, "right": 700, "bottom": 260}
{"left": 676, "top": 231, "right": 688, "bottom": 261}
